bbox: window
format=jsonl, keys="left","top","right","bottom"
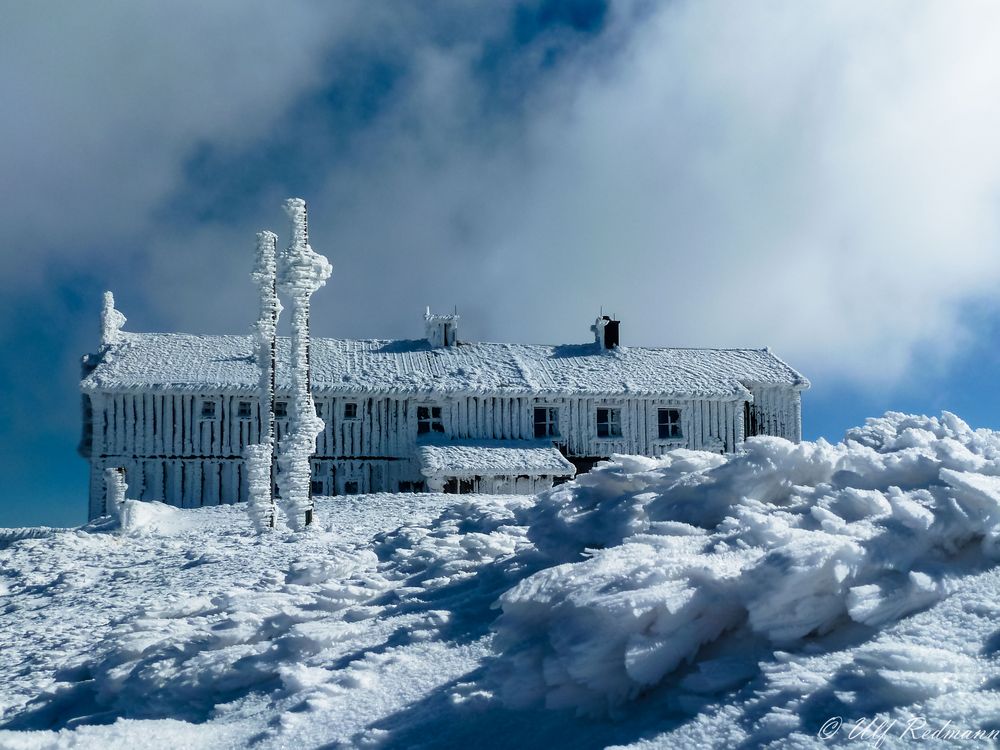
{"left": 658, "top": 408, "right": 682, "bottom": 440}
{"left": 237, "top": 401, "right": 253, "bottom": 420}
{"left": 534, "top": 407, "right": 559, "bottom": 438}
{"left": 343, "top": 402, "right": 358, "bottom": 420}
{"left": 443, "top": 478, "right": 475, "bottom": 494}
{"left": 274, "top": 401, "right": 288, "bottom": 418}
{"left": 313, "top": 399, "right": 323, "bottom": 417}
{"left": 417, "top": 406, "right": 444, "bottom": 435}
{"left": 398, "top": 481, "right": 425, "bottom": 493}
{"left": 344, "top": 480, "right": 359, "bottom": 495}
{"left": 200, "top": 400, "right": 217, "bottom": 420}
{"left": 311, "top": 480, "right": 325, "bottom": 496}
{"left": 596, "top": 408, "right": 622, "bottom": 438}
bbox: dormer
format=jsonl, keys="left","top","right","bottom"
{"left": 425, "top": 307, "right": 459, "bottom": 348}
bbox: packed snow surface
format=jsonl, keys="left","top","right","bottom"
{"left": 418, "top": 439, "right": 576, "bottom": 478}
{"left": 4, "top": 412, "right": 1000, "bottom": 749}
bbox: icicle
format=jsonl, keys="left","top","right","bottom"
{"left": 246, "top": 230, "right": 282, "bottom": 531}
{"left": 275, "top": 198, "right": 332, "bottom": 531}
{"left": 100, "top": 291, "right": 126, "bottom": 348}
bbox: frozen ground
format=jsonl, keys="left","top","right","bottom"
{"left": 3, "top": 413, "right": 1000, "bottom": 748}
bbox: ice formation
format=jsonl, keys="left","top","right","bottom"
{"left": 493, "top": 411, "right": 1000, "bottom": 715}
{"left": 103, "top": 467, "right": 126, "bottom": 520}
{"left": 245, "top": 230, "right": 282, "bottom": 531}
{"left": 274, "top": 198, "right": 332, "bottom": 530}
{"left": 99, "top": 291, "right": 126, "bottom": 348}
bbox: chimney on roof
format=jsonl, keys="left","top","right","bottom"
{"left": 591, "top": 315, "right": 620, "bottom": 350}
{"left": 425, "top": 307, "right": 459, "bottom": 347}
{"left": 100, "top": 291, "right": 127, "bottom": 348}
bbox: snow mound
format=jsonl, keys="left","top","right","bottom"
{"left": 494, "top": 412, "right": 1000, "bottom": 715}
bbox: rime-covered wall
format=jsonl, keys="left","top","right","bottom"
{"left": 85, "top": 386, "right": 803, "bottom": 518}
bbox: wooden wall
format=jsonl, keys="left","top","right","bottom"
{"left": 86, "top": 386, "right": 802, "bottom": 517}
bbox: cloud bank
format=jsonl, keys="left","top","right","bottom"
{"left": 3, "top": 0, "right": 1000, "bottom": 524}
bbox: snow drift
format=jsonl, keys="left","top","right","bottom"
{"left": 494, "top": 412, "right": 1000, "bottom": 714}
{"left": 6, "top": 412, "right": 1000, "bottom": 748}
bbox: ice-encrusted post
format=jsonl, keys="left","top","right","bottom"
{"left": 104, "top": 467, "right": 126, "bottom": 520}
{"left": 275, "top": 198, "right": 332, "bottom": 530}
{"left": 100, "top": 291, "right": 126, "bottom": 348}
{"left": 245, "top": 231, "right": 282, "bottom": 532}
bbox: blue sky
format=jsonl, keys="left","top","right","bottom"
{"left": 3, "top": 1, "right": 1000, "bottom": 528}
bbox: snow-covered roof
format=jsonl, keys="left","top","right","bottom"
{"left": 80, "top": 332, "right": 809, "bottom": 399}
{"left": 417, "top": 439, "right": 576, "bottom": 478}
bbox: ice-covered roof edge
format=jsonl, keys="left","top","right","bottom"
{"left": 748, "top": 346, "right": 811, "bottom": 390}
{"left": 417, "top": 439, "right": 576, "bottom": 478}
{"left": 79, "top": 331, "right": 806, "bottom": 401}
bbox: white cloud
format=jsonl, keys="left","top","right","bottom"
{"left": 5, "top": 0, "right": 1000, "bottom": 388}
{"left": 291, "top": 0, "right": 1000, "bottom": 384}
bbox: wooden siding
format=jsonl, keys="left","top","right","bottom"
{"left": 88, "top": 387, "right": 802, "bottom": 517}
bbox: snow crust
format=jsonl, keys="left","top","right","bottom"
{"left": 493, "top": 411, "right": 1000, "bottom": 717}
{"left": 5, "top": 412, "right": 1000, "bottom": 749}
{"left": 80, "top": 333, "right": 807, "bottom": 398}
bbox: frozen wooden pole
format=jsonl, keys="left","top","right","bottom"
{"left": 104, "top": 466, "right": 126, "bottom": 519}
{"left": 245, "top": 230, "right": 282, "bottom": 532}
{"left": 275, "top": 198, "right": 331, "bottom": 530}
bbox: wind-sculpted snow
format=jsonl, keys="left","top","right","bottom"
{"left": 494, "top": 412, "right": 1000, "bottom": 716}
{"left": 5, "top": 415, "right": 1000, "bottom": 748}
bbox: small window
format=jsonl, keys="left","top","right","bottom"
{"left": 596, "top": 408, "right": 622, "bottom": 438}
{"left": 310, "top": 480, "right": 325, "bottom": 496}
{"left": 313, "top": 399, "right": 323, "bottom": 417}
{"left": 658, "top": 408, "right": 682, "bottom": 440}
{"left": 200, "top": 400, "right": 217, "bottom": 420}
{"left": 398, "top": 481, "right": 425, "bottom": 493}
{"left": 343, "top": 402, "right": 358, "bottom": 420}
{"left": 275, "top": 401, "right": 288, "bottom": 419}
{"left": 417, "top": 406, "right": 444, "bottom": 435}
{"left": 344, "top": 480, "right": 359, "bottom": 495}
{"left": 534, "top": 407, "right": 559, "bottom": 438}
{"left": 237, "top": 401, "right": 253, "bottom": 420}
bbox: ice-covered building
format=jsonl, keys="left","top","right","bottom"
{"left": 80, "top": 302, "right": 808, "bottom": 518}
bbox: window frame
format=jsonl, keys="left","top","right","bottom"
{"left": 237, "top": 401, "right": 253, "bottom": 420}
{"left": 274, "top": 401, "right": 288, "bottom": 419}
{"left": 343, "top": 402, "right": 359, "bottom": 421}
{"left": 533, "top": 406, "right": 560, "bottom": 439}
{"left": 417, "top": 405, "right": 445, "bottom": 435}
{"left": 657, "top": 407, "right": 683, "bottom": 441}
{"left": 596, "top": 407, "right": 623, "bottom": 438}
{"left": 200, "top": 399, "right": 217, "bottom": 421}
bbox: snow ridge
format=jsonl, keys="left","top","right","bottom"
{"left": 493, "top": 411, "right": 1000, "bottom": 716}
